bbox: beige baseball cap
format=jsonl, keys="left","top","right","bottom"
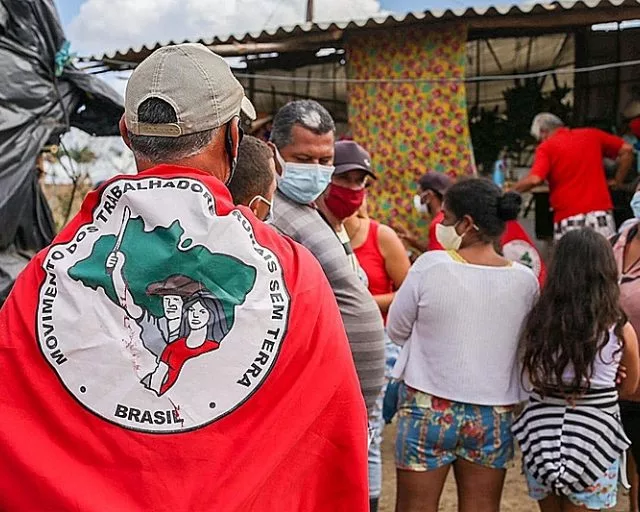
{"left": 125, "top": 43, "right": 256, "bottom": 137}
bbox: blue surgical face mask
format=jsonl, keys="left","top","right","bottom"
{"left": 274, "top": 148, "right": 334, "bottom": 204}
{"left": 631, "top": 192, "right": 640, "bottom": 219}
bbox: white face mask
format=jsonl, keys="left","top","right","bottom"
{"left": 274, "top": 147, "right": 334, "bottom": 204}
{"left": 435, "top": 223, "right": 463, "bottom": 251}
{"left": 248, "top": 195, "right": 272, "bottom": 223}
{"left": 413, "top": 194, "right": 428, "bottom": 215}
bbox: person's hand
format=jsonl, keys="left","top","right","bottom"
{"left": 395, "top": 225, "right": 422, "bottom": 251}
{"left": 616, "top": 364, "right": 627, "bottom": 385}
{"left": 106, "top": 251, "right": 125, "bottom": 273}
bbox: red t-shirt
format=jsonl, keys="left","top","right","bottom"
{"left": 427, "top": 214, "right": 546, "bottom": 285}
{"left": 427, "top": 210, "right": 446, "bottom": 250}
{"left": 529, "top": 127, "right": 623, "bottom": 222}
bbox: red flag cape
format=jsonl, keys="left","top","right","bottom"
{"left": 501, "top": 220, "right": 547, "bottom": 286}
{"left": 0, "top": 165, "right": 368, "bottom": 511}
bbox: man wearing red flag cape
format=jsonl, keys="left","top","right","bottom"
{"left": 0, "top": 43, "right": 368, "bottom": 511}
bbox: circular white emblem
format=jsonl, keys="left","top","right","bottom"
{"left": 502, "top": 239, "right": 542, "bottom": 277}
{"left": 36, "top": 177, "right": 289, "bottom": 433}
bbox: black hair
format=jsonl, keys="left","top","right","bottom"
{"left": 227, "top": 136, "right": 275, "bottom": 206}
{"left": 444, "top": 178, "right": 521, "bottom": 241}
{"left": 128, "top": 98, "right": 216, "bottom": 162}
{"left": 521, "top": 229, "right": 626, "bottom": 395}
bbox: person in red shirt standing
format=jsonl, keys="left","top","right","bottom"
{"left": 514, "top": 112, "right": 633, "bottom": 240}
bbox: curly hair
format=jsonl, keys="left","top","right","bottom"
{"left": 520, "top": 229, "right": 627, "bottom": 395}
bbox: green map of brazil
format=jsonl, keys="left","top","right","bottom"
{"left": 68, "top": 217, "right": 256, "bottom": 325}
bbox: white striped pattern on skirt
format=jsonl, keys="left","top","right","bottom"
{"left": 512, "top": 387, "right": 630, "bottom": 496}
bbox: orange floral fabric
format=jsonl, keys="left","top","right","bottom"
{"left": 347, "top": 25, "right": 474, "bottom": 231}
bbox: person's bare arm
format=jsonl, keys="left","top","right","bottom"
{"left": 375, "top": 224, "right": 412, "bottom": 314}
{"left": 514, "top": 144, "right": 550, "bottom": 194}
{"left": 513, "top": 174, "right": 544, "bottom": 194}
{"left": 618, "top": 322, "right": 640, "bottom": 399}
{"left": 611, "top": 143, "right": 634, "bottom": 188}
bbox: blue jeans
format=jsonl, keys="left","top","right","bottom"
{"left": 368, "top": 336, "right": 402, "bottom": 498}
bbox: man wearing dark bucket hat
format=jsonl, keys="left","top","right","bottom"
{"left": 0, "top": 43, "right": 369, "bottom": 511}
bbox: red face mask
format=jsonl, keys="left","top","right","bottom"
{"left": 324, "top": 183, "right": 366, "bottom": 220}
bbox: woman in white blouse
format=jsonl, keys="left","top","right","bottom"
{"left": 388, "top": 178, "right": 539, "bottom": 512}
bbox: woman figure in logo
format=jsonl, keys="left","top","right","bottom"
{"left": 144, "top": 291, "right": 229, "bottom": 396}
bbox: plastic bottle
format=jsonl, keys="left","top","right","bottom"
{"left": 492, "top": 157, "right": 505, "bottom": 188}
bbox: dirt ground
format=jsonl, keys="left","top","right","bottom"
{"left": 378, "top": 423, "right": 631, "bottom": 512}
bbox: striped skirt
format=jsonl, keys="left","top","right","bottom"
{"left": 512, "top": 388, "right": 630, "bottom": 496}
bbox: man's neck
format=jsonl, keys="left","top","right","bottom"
{"left": 316, "top": 197, "right": 343, "bottom": 231}
{"left": 167, "top": 318, "right": 180, "bottom": 332}
{"left": 135, "top": 155, "right": 229, "bottom": 182}
{"left": 428, "top": 201, "right": 442, "bottom": 218}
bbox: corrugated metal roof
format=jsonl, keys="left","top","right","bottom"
{"left": 91, "top": 0, "right": 638, "bottom": 67}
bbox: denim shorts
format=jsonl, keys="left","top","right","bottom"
{"left": 395, "top": 383, "right": 515, "bottom": 471}
{"left": 524, "top": 460, "right": 619, "bottom": 510}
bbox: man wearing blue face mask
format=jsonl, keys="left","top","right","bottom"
{"left": 269, "top": 101, "right": 385, "bottom": 508}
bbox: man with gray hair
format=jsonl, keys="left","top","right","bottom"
{"left": 268, "top": 100, "right": 385, "bottom": 504}
{"left": 515, "top": 112, "right": 633, "bottom": 239}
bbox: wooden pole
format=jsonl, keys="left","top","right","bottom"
{"left": 306, "top": 0, "right": 313, "bottom": 22}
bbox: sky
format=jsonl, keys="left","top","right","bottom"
{"left": 55, "top": 0, "right": 515, "bottom": 58}
{"left": 52, "top": 0, "right": 526, "bottom": 182}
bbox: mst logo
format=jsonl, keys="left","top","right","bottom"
{"left": 36, "top": 177, "right": 289, "bottom": 433}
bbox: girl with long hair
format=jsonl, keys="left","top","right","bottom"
{"left": 514, "top": 228, "right": 640, "bottom": 511}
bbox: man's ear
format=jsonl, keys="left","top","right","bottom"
{"left": 119, "top": 115, "right": 132, "bottom": 149}
{"left": 266, "top": 141, "right": 283, "bottom": 176}
{"left": 230, "top": 118, "right": 241, "bottom": 159}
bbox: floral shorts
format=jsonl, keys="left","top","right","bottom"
{"left": 524, "top": 460, "right": 619, "bottom": 510}
{"left": 395, "top": 383, "right": 515, "bottom": 471}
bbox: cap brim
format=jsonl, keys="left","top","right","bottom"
{"left": 241, "top": 96, "right": 257, "bottom": 121}
{"left": 333, "top": 163, "right": 377, "bottom": 179}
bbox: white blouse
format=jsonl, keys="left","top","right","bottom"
{"left": 387, "top": 250, "right": 539, "bottom": 406}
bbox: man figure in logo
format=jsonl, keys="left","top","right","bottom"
{"left": 107, "top": 253, "right": 190, "bottom": 357}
